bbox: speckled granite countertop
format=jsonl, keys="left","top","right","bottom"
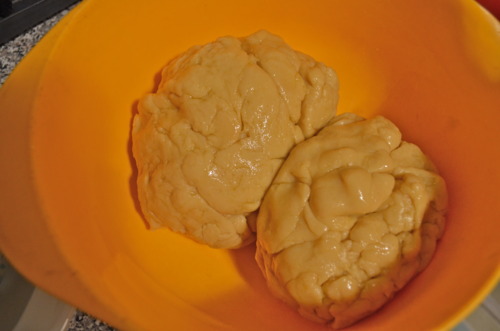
{"left": 0, "top": 5, "right": 72, "bottom": 86}
{"left": 0, "top": 5, "right": 116, "bottom": 330}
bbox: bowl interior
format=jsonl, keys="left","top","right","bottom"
{"left": 1, "top": 0, "right": 500, "bottom": 330}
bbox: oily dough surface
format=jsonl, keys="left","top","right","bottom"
{"left": 255, "top": 113, "right": 447, "bottom": 329}
{"left": 132, "top": 30, "right": 339, "bottom": 248}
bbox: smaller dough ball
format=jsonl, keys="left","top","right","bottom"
{"left": 256, "top": 113, "right": 447, "bottom": 329}
{"left": 132, "top": 30, "right": 339, "bottom": 248}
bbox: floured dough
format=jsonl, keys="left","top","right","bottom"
{"left": 132, "top": 30, "right": 338, "bottom": 248}
{"left": 255, "top": 113, "right": 447, "bottom": 329}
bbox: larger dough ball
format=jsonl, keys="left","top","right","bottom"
{"left": 256, "top": 113, "right": 447, "bottom": 328}
{"left": 132, "top": 30, "right": 338, "bottom": 248}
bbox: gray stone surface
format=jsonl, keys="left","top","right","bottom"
{"left": 0, "top": 7, "right": 71, "bottom": 85}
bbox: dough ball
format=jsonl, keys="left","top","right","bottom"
{"left": 132, "top": 30, "right": 339, "bottom": 248}
{"left": 255, "top": 113, "right": 447, "bottom": 328}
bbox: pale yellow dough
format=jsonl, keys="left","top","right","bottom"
{"left": 132, "top": 30, "right": 338, "bottom": 248}
{"left": 255, "top": 113, "right": 447, "bottom": 329}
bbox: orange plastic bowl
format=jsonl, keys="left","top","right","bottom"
{"left": 0, "top": 0, "right": 499, "bottom": 330}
